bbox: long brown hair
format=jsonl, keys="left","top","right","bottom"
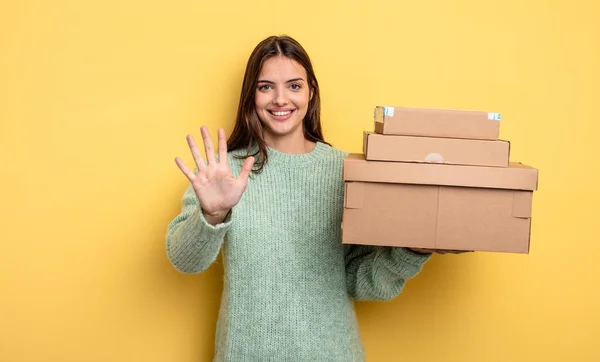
{"left": 227, "top": 35, "right": 328, "bottom": 173}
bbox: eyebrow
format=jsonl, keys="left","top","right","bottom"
{"left": 257, "top": 78, "right": 305, "bottom": 84}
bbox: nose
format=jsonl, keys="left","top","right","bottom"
{"left": 272, "top": 89, "right": 289, "bottom": 106}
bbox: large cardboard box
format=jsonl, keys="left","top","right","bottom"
{"left": 341, "top": 154, "right": 538, "bottom": 253}
{"left": 363, "top": 131, "right": 510, "bottom": 167}
{"left": 374, "top": 105, "right": 501, "bottom": 140}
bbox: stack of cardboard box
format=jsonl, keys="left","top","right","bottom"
{"left": 341, "top": 106, "right": 539, "bottom": 254}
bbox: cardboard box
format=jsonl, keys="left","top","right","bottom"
{"left": 363, "top": 131, "right": 510, "bottom": 167}
{"left": 341, "top": 154, "right": 538, "bottom": 253}
{"left": 343, "top": 154, "right": 537, "bottom": 190}
{"left": 374, "top": 105, "right": 501, "bottom": 140}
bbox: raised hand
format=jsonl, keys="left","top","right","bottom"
{"left": 174, "top": 127, "right": 255, "bottom": 226}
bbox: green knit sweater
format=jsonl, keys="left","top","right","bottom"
{"left": 166, "top": 141, "right": 431, "bottom": 361}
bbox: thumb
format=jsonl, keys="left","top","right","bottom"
{"left": 238, "top": 156, "right": 255, "bottom": 185}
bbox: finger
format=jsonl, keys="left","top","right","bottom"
{"left": 218, "top": 128, "right": 229, "bottom": 167}
{"left": 174, "top": 157, "right": 196, "bottom": 182}
{"left": 187, "top": 134, "right": 206, "bottom": 170}
{"left": 201, "top": 126, "right": 216, "bottom": 165}
{"left": 238, "top": 156, "right": 255, "bottom": 184}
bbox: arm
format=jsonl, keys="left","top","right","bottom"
{"left": 167, "top": 126, "right": 253, "bottom": 274}
{"left": 344, "top": 244, "right": 431, "bottom": 301}
{"left": 165, "top": 184, "right": 232, "bottom": 274}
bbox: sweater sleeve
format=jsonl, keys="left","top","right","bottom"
{"left": 165, "top": 183, "right": 232, "bottom": 274}
{"left": 344, "top": 244, "right": 432, "bottom": 301}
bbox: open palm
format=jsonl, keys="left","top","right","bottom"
{"left": 175, "top": 127, "right": 254, "bottom": 225}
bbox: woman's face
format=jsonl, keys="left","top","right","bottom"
{"left": 254, "top": 55, "right": 312, "bottom": 144}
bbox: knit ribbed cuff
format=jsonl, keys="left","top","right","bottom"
{"left": 186, "top": 207, "right": 232, "bottom": 245}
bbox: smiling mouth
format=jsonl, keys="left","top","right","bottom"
{"left": 268, "top": 110, "right": 294, "bottom": 116}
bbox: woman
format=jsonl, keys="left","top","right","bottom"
{"left": 167, "top": 35, "right": 438, "bottom": 361}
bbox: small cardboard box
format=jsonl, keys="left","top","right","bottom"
{"left": 374, "top": 105, "right": 501, "bottom": 140}
{"left": 341, "top": 154, "right": 539, "bottom": 253}
{"left": 363, "top": 131, "right": 510, "bottom": 167}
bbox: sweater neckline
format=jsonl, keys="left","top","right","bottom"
{"left": 264, "top": 141, "right": 329, "bottom": 168}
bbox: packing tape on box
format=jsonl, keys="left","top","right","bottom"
{"left": 424, "top": 153, "right": 445, "bottom": 163}
{"left": 488, "top": 112, "right": 501, "bottom": 121}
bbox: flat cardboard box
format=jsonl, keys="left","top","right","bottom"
{"left": 363, "top": 131, "right": 510, "bottom": 167}
{"left": 374, "top": 105, "right": 501, "bottom": 140}
{"left": 341, "top": 154, "right": 539, "bottom": 253}
{"left": 343, "top": 153, "right": 537, "bottom": 191}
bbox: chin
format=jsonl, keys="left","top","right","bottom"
{"left": 264, "top": 120, "right": 302, "bottom": 138}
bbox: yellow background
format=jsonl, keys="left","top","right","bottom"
{"left": 1, "top": 0, "right": 598, "bottom": 361}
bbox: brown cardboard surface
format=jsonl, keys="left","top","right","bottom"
{"left": 374, "top": 105, "right": 501, "bottom": 140}
{"left": 342, "top": 181, "right": 533, "bottom": 253}
{"left": 343, "top": 153, "right": 538, "bottom": 191}
{"left": 363, "top": 131, "right": 510, "bottom": 167}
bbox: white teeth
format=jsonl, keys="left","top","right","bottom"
{"left": 272, "top": 111, "right": 292, "bottom": 116}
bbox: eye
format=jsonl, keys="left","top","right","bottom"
{"left": 258, "top": 84, "right": 272, "bottom": 91}
{"left": 290, "top": 83, "right": 301, "bottom": 90}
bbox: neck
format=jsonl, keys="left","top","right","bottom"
{"left": 264, "top": 132, "right": 316, "bottom": 154}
